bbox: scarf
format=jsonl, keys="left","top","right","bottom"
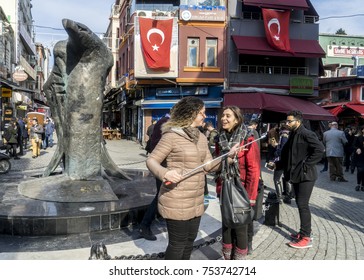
{"left": 183, "top": 126, "right": 201, "bottom": 144}
{"left": 218, "top": 125, "right": 249, "bottom": 176}
{"left": 219, "top": 124, "right": 247, "bottom": 153}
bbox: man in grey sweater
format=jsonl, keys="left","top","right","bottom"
{"left": 323, "top": 122, "right": 348, "bottom": 182}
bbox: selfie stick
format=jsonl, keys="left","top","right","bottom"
{"left": 165, "top": 133, "right": 267, "bottom": 185}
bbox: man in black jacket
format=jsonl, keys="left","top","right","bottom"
{"left": 275, "top": 110, "right": 324, "bottom": 249}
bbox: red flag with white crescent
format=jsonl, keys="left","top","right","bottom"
{"left": 262, "top": 9, "right": 293, "bottom": 53}
{"left": 139, "top": 17, "right": 173, "bottom": 70}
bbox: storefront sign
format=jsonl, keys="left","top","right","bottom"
{"left": 290, "top": 77, "right": 314, "bottom": 95}
{"left": 327, "top": 45, "right": 364, "bottom": 58}
{"left": 156, "top": 86, "right": 208, "bottom": 96}
{"left": 1, "top": 87, "right": 12, "bottom": 97}
{"left": 13, "top": 70, "right": 28, "bottom": 82}
{"left": 179, "top": 1, "right": 226, "bottom": 22}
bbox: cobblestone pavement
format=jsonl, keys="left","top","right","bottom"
{"left": 1, "top": 138, "right": 363, "bottom": 260}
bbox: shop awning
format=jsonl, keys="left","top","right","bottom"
{"left": 326, "top": 103, "right": 364, "bottom": 117}
{"left": 141, "top": 99, "right": 223, "bottom": 109}
{"left": 345, "top": 104, "right": 364, "bottom": 116}
{"left": 232, "top": 36, "right": 326, "bottom": 58}
{"left": 224, "top": 92, "right": 336, "bottom": 121}
{"left": 243, "top": 0, "right": 309, "bottom": 10}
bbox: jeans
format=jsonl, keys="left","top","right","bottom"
{"left": 327, "top": 156, "right": 344, "bottom": 180}
{"left": 292, "top": 181, "right": 314, "bottom": 237}
{"left": 140, "top": 178, "right": 162, "bottom": 228}
{"left": 273, "top": 169, "right": 284, "bottom": 197}
{"left": 164, "top": 216, "right": 201, "bottom": 260}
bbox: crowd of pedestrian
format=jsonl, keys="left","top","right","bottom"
{"left": 2, "top": 116, "right": 55, "bottom": 160}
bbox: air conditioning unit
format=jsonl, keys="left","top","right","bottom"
{"left": 137, "top": 10, "right": 153, "bottom": 17}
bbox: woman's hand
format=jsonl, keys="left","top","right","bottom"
{"left": 163, "top": 170, "right": 183, "bottom": 184}
{"left": 227, "top": 143, "right": 240, "bottom": 158}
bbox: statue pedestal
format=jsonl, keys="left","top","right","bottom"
{"left": 18, "top": 175, "right": 118, "bottom": 203}
{"left": 0, "top": 170, "right": 156, "bottom": 236}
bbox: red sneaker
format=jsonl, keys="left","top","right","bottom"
{"left": 290, "top": 233, "right": 302, "bottom": 240}
{"left": 288, "top": 236, "right": 312, "bottom": 249}
{"left": 290, "top": 232, "right": 313, "bottom": 241}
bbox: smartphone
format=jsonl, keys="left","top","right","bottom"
{"left": 265, "top": 162, "right": 275, "bottom": 171}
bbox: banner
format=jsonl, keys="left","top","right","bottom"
{"left": 139, "top": 18, "right": 173, "bottom": 71}
{"left": 262, "top": 9, "right": 292, "bottom": 53}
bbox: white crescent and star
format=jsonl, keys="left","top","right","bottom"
{"left": 268, "top": 18, "right": 281, "bottom": 41}
{"left": 147, "top": 28, "right": 165, "bottom": 51}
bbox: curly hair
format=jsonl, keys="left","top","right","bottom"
{"left": 168, "top": 96, "right": 205, "bottom": 128}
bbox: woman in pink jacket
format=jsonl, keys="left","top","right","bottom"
{"left": 146, "top": 96, "right": 235, "bottom": 260}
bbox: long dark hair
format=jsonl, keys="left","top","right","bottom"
{"left": 222, "top": 106, "right": 244, "bottom": 131}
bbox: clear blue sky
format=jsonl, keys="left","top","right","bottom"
{"left": 31, "top": 0, "right": 364, "bottom": 50}
{"left": 310, "top": 0, "right": 364, "bottom": 36}
{"left": 31, "top": 0, "right": 115, "bottom": 48}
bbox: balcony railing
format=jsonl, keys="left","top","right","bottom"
{"left": 239, "top": 65, "right": 308, "bottom": 76}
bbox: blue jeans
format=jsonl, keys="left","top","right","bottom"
{"left": 293, "top": 181, "right": 314, "bottom": 237}
{"left": 140, "top": 178, "right": 162, "bottom": 228}
{"left": 165, "top": 216, "right": 201, "bottom": 260}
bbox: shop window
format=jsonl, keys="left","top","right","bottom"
{"left": 187, "top": 38, "right": 199, "bottom": 67}
{"left": 361, "top": 86, "right": 364, "bottom": 101}
{"left": 206, "top": 38, "right": 217, "bottom": 67}
{"left": 331, "top": 88, "right": 351, "bottom": 102}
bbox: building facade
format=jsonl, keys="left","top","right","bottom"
{"left": 317, "top": 34, "right": 364, "bottom": 127}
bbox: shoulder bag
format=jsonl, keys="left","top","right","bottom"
{"left": 220, "top": 158, "right": 252, "bottom": 228}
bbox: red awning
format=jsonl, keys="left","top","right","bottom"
{"left": 232, "top": 36, "right": 326, "bottom": 58}
{"left": 345, "top": 104, "right": 364, "bottom": 116}
{"left": 243, "top": 0, "right": 309, "bottom": 10}
{"left": 328, "top": 106, "right": 345, "bottom": 116}
{"left": 224, "top": 92, "right": 336, "bottom": 121}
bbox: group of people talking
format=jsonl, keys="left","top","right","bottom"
{"left": 145, "top": 96, "right": 324, "bottom": 260}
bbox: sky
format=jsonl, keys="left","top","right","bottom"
{"left": 31, "top": 0, "right": 364, "bottom": 51}
{"left": 310, "top": 0, "right": 364, "bottom": 36}
{"left": 31, "top": 0, "right": 115, "bottom": 50}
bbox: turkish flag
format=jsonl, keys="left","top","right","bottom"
{"left": 262, "top": 9, "right": 293, "bottom": 53}
{"left": 139, "top": 17, "right": 173, "bottom": 71}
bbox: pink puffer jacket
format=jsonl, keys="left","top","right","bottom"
{"left": 146, "top": 128, "right": 219, "bottom": 221}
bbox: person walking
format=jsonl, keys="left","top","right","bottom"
{"left": 29, "top": 117, "right": 44, "bottom": 158}
{"left": 43, "top": 118, "right": 55, "bottom": 149}
{"left": 17, "top": 117, "right": 25, "bottom": 156}
{"left": 138, "top": 114, "right": 170, "bottom": 241}
{"left": 145, "top": 119, "right": 156, "bottom": 154}
{"left": 272, "top": 123, "right": 290, "bottom": 203}
{"left": 22, "top": 117, "right": 29, "bottom": 150}
{"left": 275, "top": 110, "right": 324, "bottom": 249}
{"left": 4, "top": 118, "right": 20, "bottom": 160}
{"left": 215, "top": 106, "right": 260, "bottom": 260}
{"left": 146, "top": 97, "right": 234, "bottom": 260}
{"left": 323, "top": 121, "right": 348, "bottom": 182}
{"left": 352, "top": 125, "right": 364, "bottom": 191}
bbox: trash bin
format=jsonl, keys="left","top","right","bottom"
{"left": 264, "top": 191, "right": 281, "bottom": 226}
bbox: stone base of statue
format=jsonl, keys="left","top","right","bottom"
{"left": 18, "top": 175, "right": 119, "bottom": 203}
{"left": 0, "top": 169, "right": 155, "bottom": 236}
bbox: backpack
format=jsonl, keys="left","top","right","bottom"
{"left": 3, "top": 128, "right": 11, "bottom": 142}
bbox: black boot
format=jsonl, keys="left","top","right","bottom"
{"left": 138, "top": 225, "right": 157, "bottom": 241}
{"left": 247, "top": 241, "right": 253, "bottom": 255}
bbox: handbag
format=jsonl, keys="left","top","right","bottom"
{"left": 220, "top": 158, "right": 252, "bottom": 228}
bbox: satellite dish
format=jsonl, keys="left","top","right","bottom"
{"left": 138, "top": 11, "right": 146, "bottom": 16}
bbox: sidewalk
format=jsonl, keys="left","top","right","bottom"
{"left": 0, "top": 139, "right": 363, "bottom": 260}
